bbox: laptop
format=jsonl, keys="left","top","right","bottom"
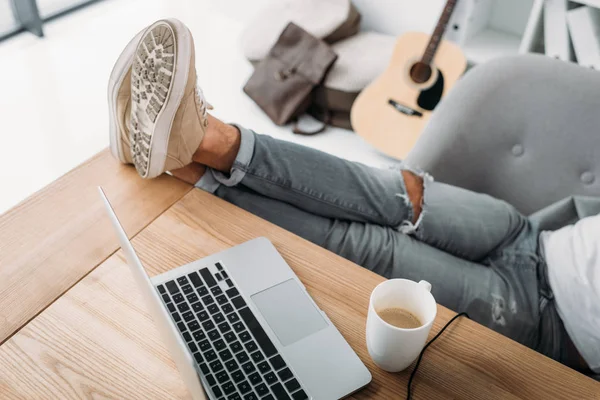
{"left": 99, "top": 187, "right": 371, "bottom": 400}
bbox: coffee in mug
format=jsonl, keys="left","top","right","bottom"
{"left": 377, "top": 307, "right": 422, "bottom": 329}
{"left": 366, "top": 279, "right": 437, "bottom": 372}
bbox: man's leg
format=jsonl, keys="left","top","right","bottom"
{"left": 193, "top": 117, "right": 534, "bottom": 262}
{"left": 199, "top": 182, "right": 542, "bottom": 354}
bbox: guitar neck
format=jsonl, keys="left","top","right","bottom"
{"left": 421, "top": 0, "right": 458, "bottom": 65}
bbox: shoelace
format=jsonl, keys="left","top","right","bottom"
{"left": 194, "top": 81, "right": 213, "bottom": 122}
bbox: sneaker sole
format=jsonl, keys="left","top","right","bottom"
{"left": 130, "top": 19, "right": 191, "bottom": 179}
{"left": 108, "top": 29, "right": 144, "bottom": 163}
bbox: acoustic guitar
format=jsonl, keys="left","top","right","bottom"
{"left": 351, "top": 0, "right": 466, "bottom": 160}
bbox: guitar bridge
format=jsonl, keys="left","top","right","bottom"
{"left": 388, "top": 99, "right": 423, "bottom": 117}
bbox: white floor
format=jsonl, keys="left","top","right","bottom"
{"left": 0, "top": 0, "right": 395, "bottom": 215}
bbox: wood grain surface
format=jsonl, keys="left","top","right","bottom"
{"left": 1, "top": 188, "right": 598, "bottom": 399}
{"left": 0, "top": 150, "right": 191, "bottom": 344}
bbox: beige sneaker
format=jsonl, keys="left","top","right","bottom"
{"left": 130, "top": 18, "right": 211, "bottom": 179}
{"left": 108, "top": 29, "right": 144, "bottom": 164}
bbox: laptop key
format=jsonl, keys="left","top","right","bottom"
{"left": 216, "top": 262, "right": 224, "bottom": 271}
{"left": 228, "top": 394, "right": 241, "bottom": 400}
{"left": 291, "top": 389, "right": 308, "bottom": 400}
{"left": 187, "top": 293, "right": 199, "bottom": 303}
{"left": 255, "top": 383, "right": 269, "bottom": 396}
{"left": 188, "top": 272, "right": 203, "bottom": 287}
{"left": 177, "top": 302, "right": 190, "bottom": 312}
{"left": 244, "top": 341, "right": 257, "bottom": 353}
{"left": 248, "top": 372, "right": 262, "bottom": 385}
{"left": 263, "top": 396, "right": 275, "bottom": 400}
{"left": 257, "top": 361, "right": 271, "bottom": 374}
{"left": 219, "top": 349, "right": 233, "bottom": 361}
{"left": 188, "top": 342, "right": 198, "bottom": 353}
{"left": 251, "top": 351, "right": 264, "bottom": 363}
{"left": 285, "top": 379, "right": 300, "bottom": 392}
{"left": 202, "top": 320, "right": 215, "bottom": 331}
{"left": 269, "top": 355, "right": 286, "bottom": 371}
{"left": 237, "top": 380, "right": 251, "bottom": 394}
{"left": 225, "top": 278, "right": 234, "bottom": 287}
{"left": 227, "top": 313, "right": 240, "bottom": 324}
{"left": 216, "top": 295, "right": 228, "bottom": 305}
{"left": 222, "top": 381, "right": 236, "bottom": 395}
{"left": 161, "top": 294, "right": 171, "bottom": 303}
{"left": 172, "top": 293, "right": 185, "bottom": 303}
{"left": 181, "top": 285, "right": 194, "bottom": 294}
{"left": 210, "top": 360, "right": 224, "bottom": 372}
{"left": 176, "top": 322, "right": 186, "bottom": 333}
{"left": 199, "top": 363, "right": 209, "bottom": 375}
{"left": 213, "top": 339, "right": 226, "bottom": 351}
{"left": 188, "top": 320, "right": 200, "bottom": 332}
{"left": 222, "top": 303, "right": 234, "bottom": 314}
{"left": 214, "top": 312, "right": 225, "bottom": 323}
{"left": 232, "top": 370, "right": 245, "bottom": 383}
{"left": 226, "top": 288, "right": 240, "bottom": 298}
{"left": 238, "top": 307, "right": 277, "bottom": 357}
{"left": 193, "top": 352, "right": 203, "bottom": 364}
{"left": 212, "top": 286, "right": 223, "bottom": 296}
{"left": 177, "top": 276, "right": 189, "bottom": 286}
{"left": 215, "top": 272, "right": 223, "bottom": 281}
{"left": 239, "top": 331, "right": 251, "bottom": 342}
{"left": 218, "top": 322, "right": 231, "bottom": 333}
{"left": 224, "top": 332, "right": 236, "bottom": 343}
{"left": 167, "top": 303, "right": 176, "bottom": 313}
{"left": 157, "top": 284, "right": 166, "bottom": 294}
{"left": 197, "top": 310, "right": 209, "bottom": 322}
{"left": 202, "top": 295, "right": 214, "bottom": 306}
{"left": 206, "top": 374, "right": 216, "bottom": 386}
{"left": 192, "top": 302, "right": 204, "bottom": 313}
{"left": 208, "top": 330, "right": 220, "bottom": 341}
{"left": 171, "top": 312, "right": 181, "bottom": 322}
{"left": 242, "top": 361, "right": 256, "bottom": 374}
{"left": 165, "top": 280, "right": 179, "bottom": 294}
{"left": 264, "top": 372, "right": 277, "bottom": 385}
{"left": 244, "top": 393, "right": 258, "bottom": 400}
{"left": 232, "top": 296, "right": 246, "bottom": 309}
{"left": 200, "top": 268, "right": 217, "bottom": 287}
{"left": 208, "top": 304, "right": 220, "bottom": 314}
{"left": 277, "top": 368, "right": 293, "bottom": 382}
{"left": 236, "top": 352, "right": 249, "bottom": 363}
{"left": 270, "top": 383, "right": 291, "bottom": 400}
{"left": 212, "top": 385, "right": 223, "bottom": 398}
{"left": 199, "top": 340, "right": 211, "bottom": 352}
{"left": 233, "top": 322, "right": 245, "bottom": 333}
{"left": 193, "top": 330, "right": 206, "bottom": 342}
{"left": 230, "top": 341, "right": 243, "bottom": 353}
{"left": 198, "top": 286, "right": 209, "bottom": 296}
{"left": 225, "top": 359, "right": 238, "bottom": 372}
{"left": 182, "top": 332, "right": 192, "bottom": 342}
{"left": 216, "top": 370, "right": 229, "bottom": 382}
{"left": 182, "top": 311, "right": 194, "bottom": 322}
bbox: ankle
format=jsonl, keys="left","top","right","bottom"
{"left": 192, "top": 115, "right": 241, "bottom": 172}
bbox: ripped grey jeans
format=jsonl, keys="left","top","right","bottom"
{"left": 196, "top": 126, "right": 575, "bottom": 367}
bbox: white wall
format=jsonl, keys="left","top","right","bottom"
{"left": 352, "top": 0, "right": 445, "bottom": 35}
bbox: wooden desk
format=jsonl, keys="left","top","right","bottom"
{"left": 1, "top": 153, "right": 599, "bottom": 399}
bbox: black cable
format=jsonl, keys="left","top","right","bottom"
{"left": 406, "top": 312, "right": 470, "bottom": 400}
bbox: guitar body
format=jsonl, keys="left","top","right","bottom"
{"left": 351, "top": 32, "right": 467, "bottom": 160}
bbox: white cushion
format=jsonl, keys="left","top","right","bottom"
{"left": 241, "top": 0, "right": 351, "bottom": 61}
{"left": 325, "top": 31, "right": 396, "bottom": 92}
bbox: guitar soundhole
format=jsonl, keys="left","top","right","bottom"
{"left": 410, "top": 62, "right": 432, "bottom": 84}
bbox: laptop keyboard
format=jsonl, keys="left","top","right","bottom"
{"left": 157, "top": 262, "right": 308, "bottom": 400}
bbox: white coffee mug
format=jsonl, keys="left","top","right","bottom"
{"left": 366, "top": 279, "right": 437, "bottom": 372}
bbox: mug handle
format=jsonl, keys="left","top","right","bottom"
{"left": 418, "top": 280, "right": 432, "bottom": 292}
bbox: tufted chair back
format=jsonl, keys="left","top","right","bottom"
{"left": 406, "top": 55, "right": 600, "bottom": 215}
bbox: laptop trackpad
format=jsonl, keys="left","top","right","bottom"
{"left": 251, "top": 279, "right": 328, "bottom": 346}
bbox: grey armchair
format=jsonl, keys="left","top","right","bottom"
{"left": 406, "top": 55, "right": 600, "bottom": 218}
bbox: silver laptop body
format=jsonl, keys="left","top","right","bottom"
{"left": 100, "top": 188, "right": 371, "bottom": 400}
